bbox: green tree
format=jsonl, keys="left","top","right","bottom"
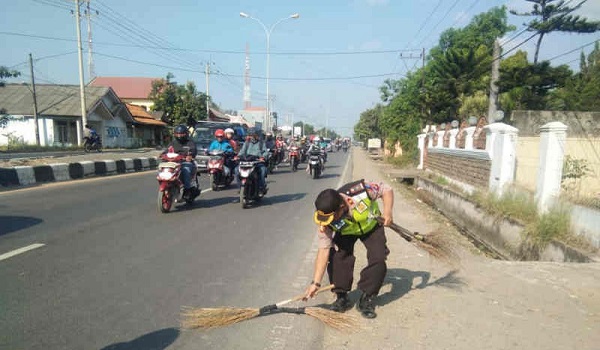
{"left": 354, "top": 105, "right": 383, "bottom": 140}
{"left": 548, "top": 42, "right": 600, "bottom": 110}
{"left": 0, "top": 66, "right": 20, "bottom": 87}
{"left": 511, "top": 0, "right": 600, "bottom": 64}
{"left": 149, "top": 73, "right": 209, "bottom": 126}
{"left": 498, "top": 50, "right": 572, "bottom": 110}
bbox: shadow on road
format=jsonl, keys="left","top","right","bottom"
{"left": 375, "top": 268, "right": 465, "bottom": 307}
{"left": 200, "top": 196, "right": 239, "bottom": 208}
{"left": 263, "top": 192, "right": 307, "bottom": 205}
{"left": 0, "top": 215, "right": 43, "bottom": 236}
{"left": 100, "top": 327, "right": 179, "bottom": 350}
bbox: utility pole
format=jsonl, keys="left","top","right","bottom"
{"left": 205, "top": 61, "right": 210, "bottom": 118}
{"left": 421, "top": 47, "right": 426, "bottom": 121}
{"left": 28, "top": 53, "right": 40, "bottom": 146}
{"left": 488, "top": 39, "right": 500, "bottom": 120}
{"left": 74, "top": 0, "right": 87, "bottom": 145}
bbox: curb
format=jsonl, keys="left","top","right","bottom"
{"left": 0, "top": 156, "right": 159, "bottom": 189}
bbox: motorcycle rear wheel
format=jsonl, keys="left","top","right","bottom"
{"left": 240, "top": 185, "right": 248, "bottom": 209}
{"left": 158, "top": 190, "right": 173, "bottom": 213}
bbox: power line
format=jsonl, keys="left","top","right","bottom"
{"left": 547, "top": 38, "right": 600, "bottom": 62}
{"left": 416, "top": 0, "right": 463, "bottom": 49}
{"left": 0, "top": 30, "right": 421, "bottom": 57}
{"left": 94, "top": 52, "right": 399, "bottom": 81}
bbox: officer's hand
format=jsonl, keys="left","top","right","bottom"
{"left": 382, "top": 213, "right": 393, "bottom": 226}
{"left": 302, "top": 284, "right": 320, "bottom": 301}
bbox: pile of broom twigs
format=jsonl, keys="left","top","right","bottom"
{"left": 181, "top": 285, "right": 359, "bottom": 332}
{"left": 376, "top": 216, "right": 459, "bottom": 265}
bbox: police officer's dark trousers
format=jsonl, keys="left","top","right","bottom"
{"left": 327, "top": 224, "right": 388, "bottom": 296}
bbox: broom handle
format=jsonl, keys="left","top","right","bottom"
{"left": 375, "top": 216, "right": 418, "bottom": 242}
{"left": 275, "top": 285, "right": 334, "bottom": 307}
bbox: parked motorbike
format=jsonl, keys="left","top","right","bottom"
{"left": 84, "top": 136, "right": 102, "bottom": 153}
{"left": 238, "top": 155, "right": 266, "bottom": 208}
{"left": 289, "top": 146, "right": 300, "bottom": 172}
{"left": 308, "top": 150, "right": 323, "bottom": 179}
{"left": 207, "top": 149, "right": 235, "bottom": 191}
{"left": 156, "top": 147, "right": 201, "bottom": 213}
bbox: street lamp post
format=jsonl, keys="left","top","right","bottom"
{"left": 240, "top": 11, "right": 299, "bottom": 131}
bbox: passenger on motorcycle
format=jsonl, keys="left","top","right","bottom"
{"left": 163, "top": 124, "right": 198, "bottom": 195}
{"left": 237, "top": 128, "right": 269, "bottom": 194}
{"left": 224, "top": 128, "right": 239, "bottom": 152}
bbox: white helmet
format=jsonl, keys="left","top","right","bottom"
{"left": 224, "top": 128, "right": 234, "bottom": 134}
{"left": 313, "top": 136, "right": 321, "bottom": 142}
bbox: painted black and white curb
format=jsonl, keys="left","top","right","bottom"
{"left": 0, "top": 157, "right": 159, "bottom": 188}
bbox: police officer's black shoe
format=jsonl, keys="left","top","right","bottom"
{"left": 329, "top": 293, "right": 352, "bottom": 313}
{"left": 357, "top": 292, "right": 377, "bottom": 319}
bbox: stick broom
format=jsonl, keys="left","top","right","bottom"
{"left": 376, "top": 217, "right": 459, "bottom": 264}
{"left": 181, "top": 285, "right": 358, "bottom": 331}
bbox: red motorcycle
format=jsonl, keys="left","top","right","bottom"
{"left": 156, "top": 147, "right": 201, "bottom": 213}
{"left": 289, "top": 146, "right": 300, "bottom": 172}
{"left": 207, "top": 149, "right": 235, "bottom": 191}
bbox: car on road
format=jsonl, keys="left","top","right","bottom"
{"left": 191, "top": 121, "right": 247, "bottom": 171}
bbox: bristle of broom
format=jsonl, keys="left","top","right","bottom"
{"left": 415, "top": 231, "right": 460, "bottom": 266}
{"left": 304, "top": 307, "right": 361, "bottom": 332}
{"left": 180, "top": 307, "right": 259, "bottom": 329}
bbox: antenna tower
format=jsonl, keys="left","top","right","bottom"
{"left": 243, "top": 43, "right": 251, "bottom": 109}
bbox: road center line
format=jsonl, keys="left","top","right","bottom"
{"left": 0, "top": 243, "right": 45, "bottom": 262}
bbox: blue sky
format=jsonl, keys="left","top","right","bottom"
{"left": 2, "top": 0, "right": 599, "bottom": 135}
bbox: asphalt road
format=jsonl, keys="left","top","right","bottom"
{"left": 0, "top": 151, "right": 351, "bottom": 350}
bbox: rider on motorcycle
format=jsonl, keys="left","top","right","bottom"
{"left": 163, "top": 124, "right": 198, "bottom": 196}
{"left": 208, "top": 128, "right": 235, "bottom": 176}
{"left": 306, "top": 136, "right": 325, "bottom": 173}
{"left": 84, "top": 124, "right": 100, "bottom": 145}
{"left": 238, "top": 128, "right": 269, "bottom": 194}
{"left": 208, "top": 129, "right": 234, "bottom": 153}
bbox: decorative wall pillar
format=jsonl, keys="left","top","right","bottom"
{"left": 448, "top": 129, "right": 459, "bottom": 149}
{"left": 535, "top": 122, "right": 568, "bottom": 214}
{"left": 435, "top": 130, "right": 445, "bottom": 148}
{"left": 485, "top": 123, "right": 519, "bottom": 195}
{"left": 464, "top": 126, "right": 476, "bottom": 150}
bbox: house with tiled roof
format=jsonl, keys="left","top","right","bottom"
{"left": 89, "top": 76, "right": 158, "bottom": 111}
{"left": 0, "top": 84, "right": 136, "bottom": 147}
{"left": 126, "top": 103, "right": 167, "bottom": 146}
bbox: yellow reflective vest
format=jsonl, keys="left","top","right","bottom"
{"left": 329, "top": 180, "right": 381, "bottom": 236}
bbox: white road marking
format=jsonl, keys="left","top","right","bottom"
{"left": 0, "top": 243, "right": 45, "bottom": 262}
{"left": 201, "top": 188, "right": 212, "bottom": 194}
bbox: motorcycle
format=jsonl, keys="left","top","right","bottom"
{"left": 342, "top": 143, "right": 349, "bottom": 153}
{"left": 238, "top": 155, "right": 266, "bottom": 208}
{"left": 84, "top": 135, "right": 102, "bottom": 153}
{"left": 207, "top": 149, "right": 235, "bottom": 191}
{"left": 289, "top": 146, "right": 300, "bottom": 172}
{"left": 308, "top": 150, "right": 323, "bottom": 179}
{"left": 156, "top": 147, "right": 201, "bottom": 213}
{"left": 266, "top": 148, "right": 277, "bottom": 174}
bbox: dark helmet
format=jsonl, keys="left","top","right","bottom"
{"left": 247, "top": 127, "right": 259, "bottom": 136}
{"left": 174, "top": 124, "right": 189, "bottom": 142}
